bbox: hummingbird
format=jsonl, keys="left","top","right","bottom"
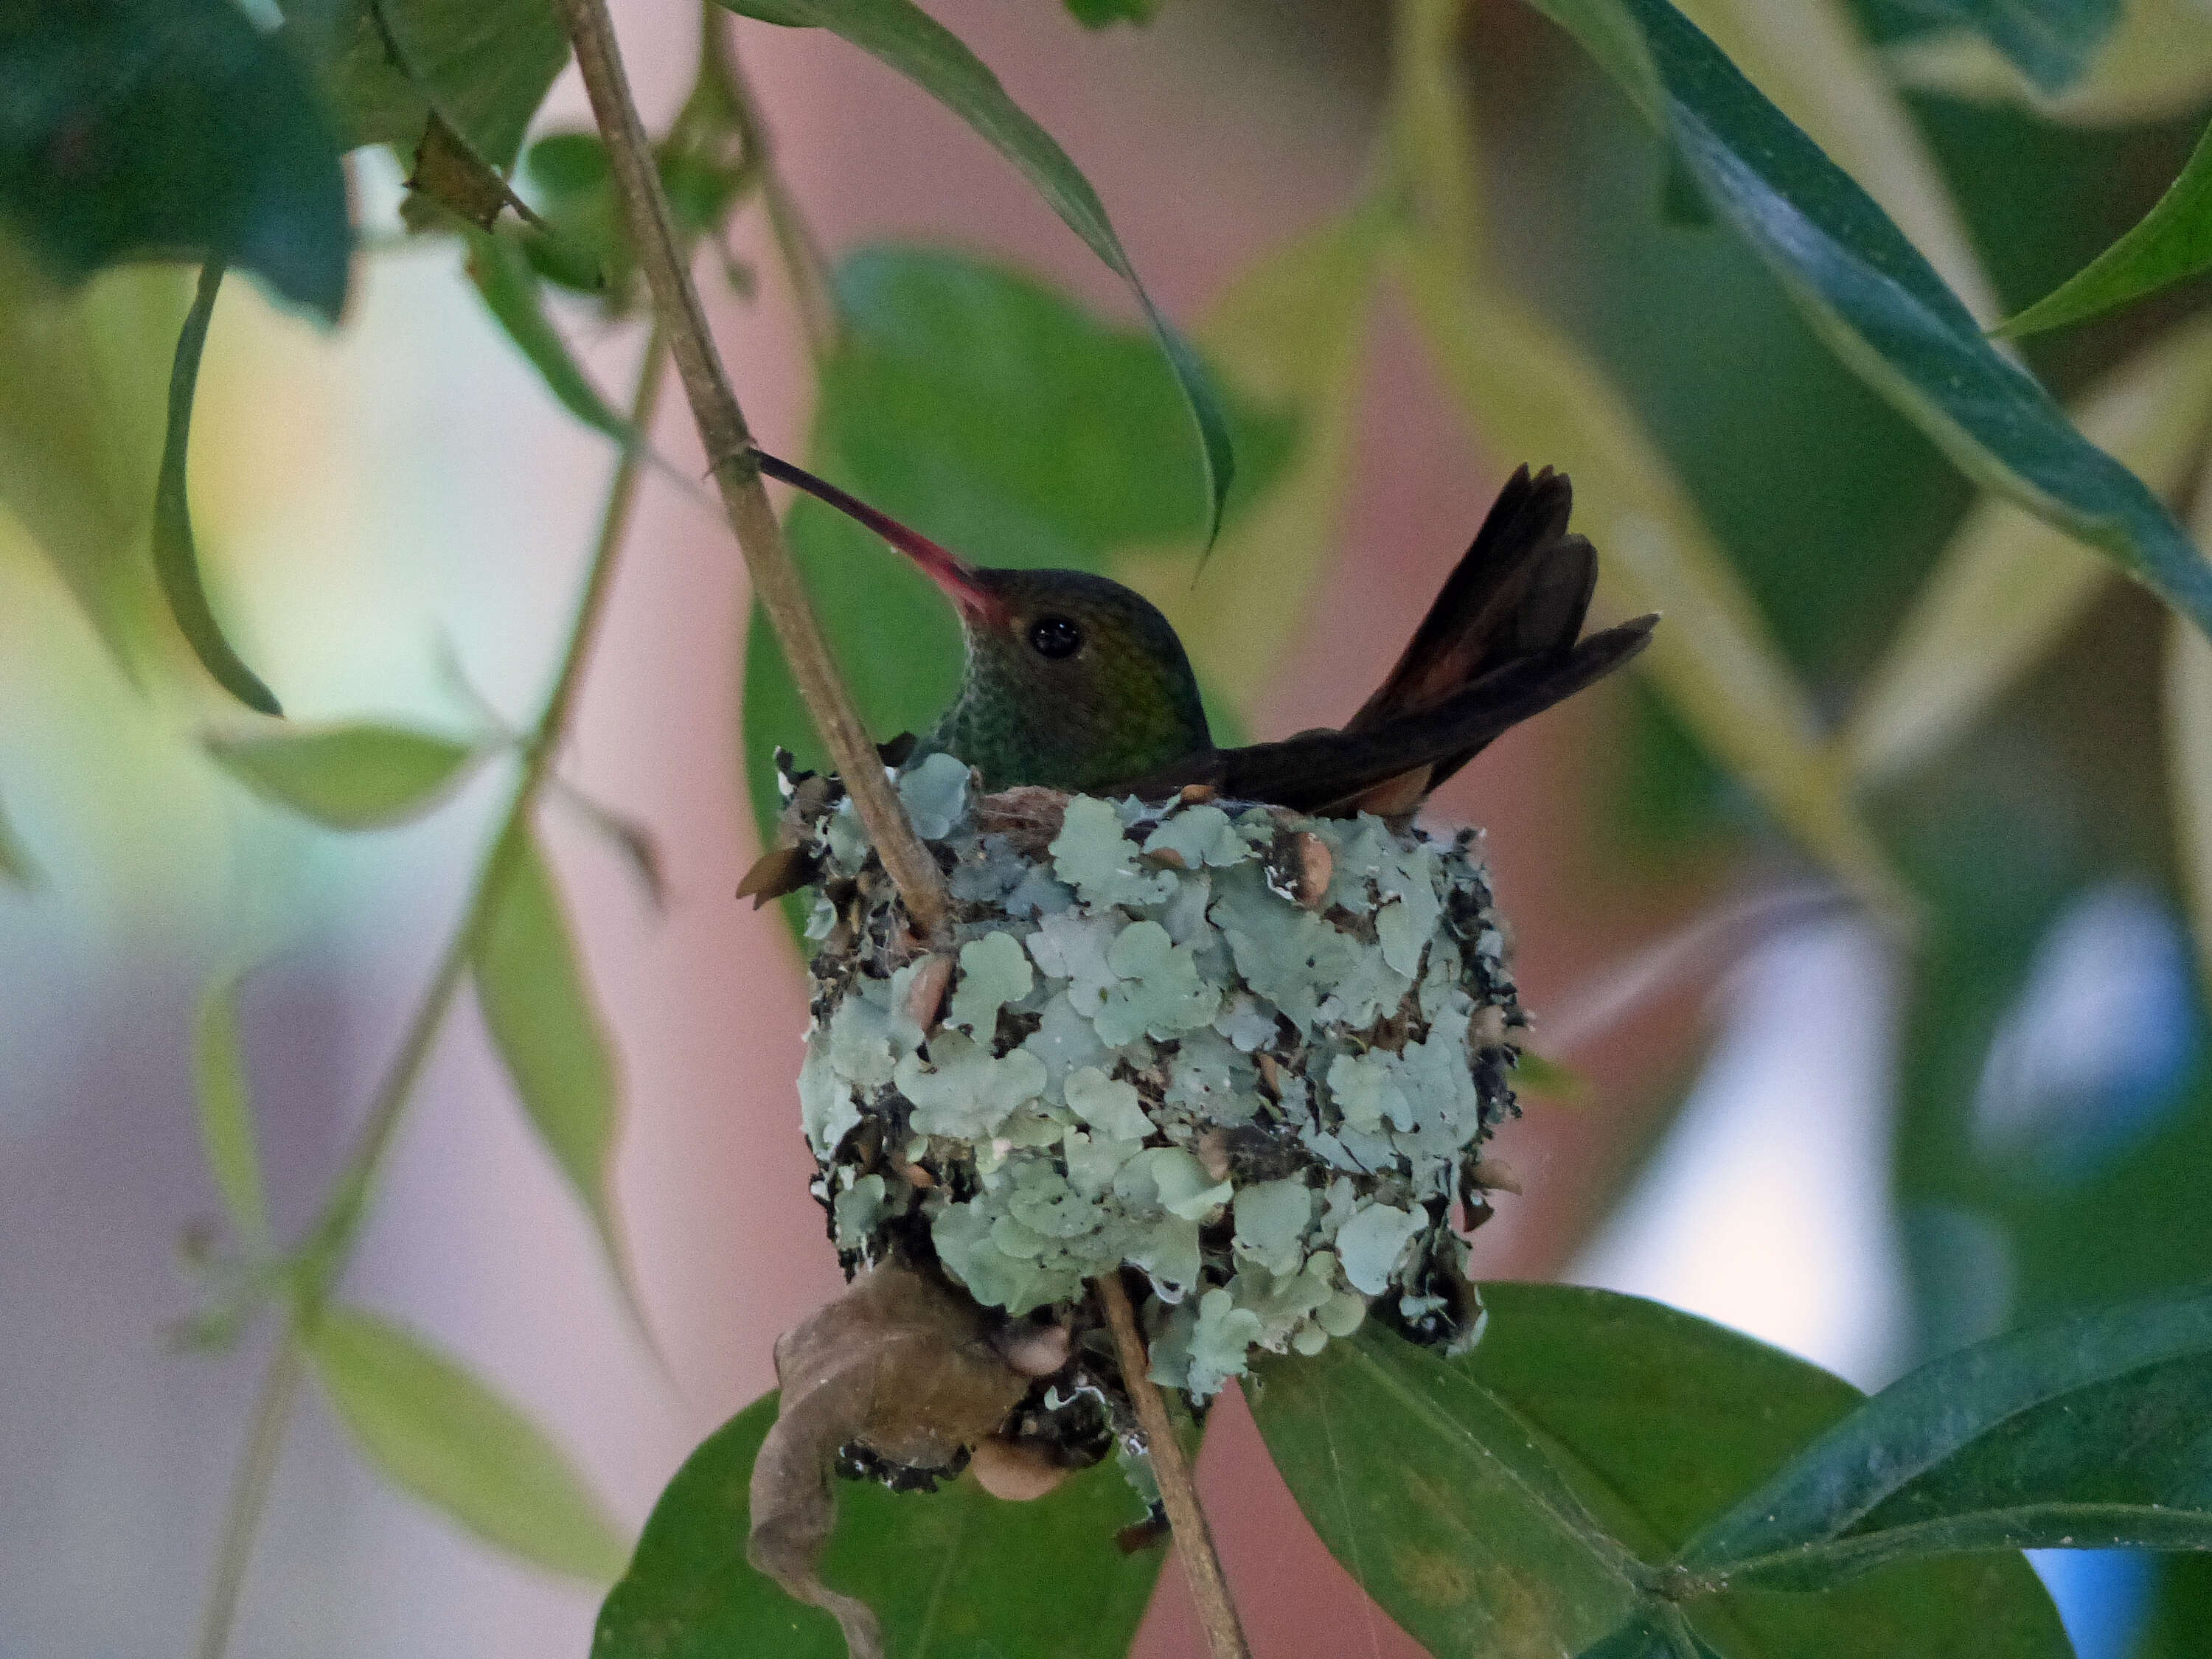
{"left": 751, "top": 449, "right": 1655, "bottom": 821}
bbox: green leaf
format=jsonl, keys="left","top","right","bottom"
{"left": 720, "top": 0, "right": 1234, "bottom": 542}
{"left": 593, "top": 1392, "right": 1164, "bottom": 1658}
{"left": 465, "top": 225, "right": 634, "bottom": 442}
{"left": 740, "top": 247, "right": 1288, "bottom": 861}
{"left": 205, "top": 721, "right": 481, "bottom": 830}
{"left": 0, "top": 787, "right": 35, "bottom": 887}
{"left": 0, "top": 0, "right": 349, "bottom": 319}
{"left": 1522, "top": 0, "right": 2212, "bottom": 645}
{"left": 155, "top": 265, "right": 282, "bottom": 716}
{"left": 193, "top": 967, "right": 270, "bottom": 1248}
{"left": 1680, "top": 1288, "right": 2212, "bottom": 1586}
{"left": 307, "top": 1304, "right": 630, "bottom": 1582}
{"left": 1063, "top": 0, "right": 1165, "bottom": 26}
{"left": 1882, "top": 0, "right": 2212, "bottom": 128}
{"left": 1117, "top": 205, "right": 1385, "bottom": 712}
{"left": 2171, "top": 606, "right": 2212, "bottom": 1000}
{"left": 1845, "top": 310, "right": 2212, "bottom": 787}
{"left": 1247, "top": 1323, "right": 1645, "bottom": 1655}
{"left": 1388, "top": 4, "right": 1915, "bottom": 925}
{"left": 1249, "top": 1286, "right": 2071, "bottom": 1658}
{"left": 313, "top": 0, "right": 571, "bottom": 172}
{"left": 472, "top": 826, "right": 625, "bottom": 1277}
{"left": 0, "top": 251, "right": 185, "bottom": 679}
{"left": 1999, "top": 114, "right": 2212, "bottom": 337}
{"left": 1899, "top": 0, "right": 2121, "bottom": 97}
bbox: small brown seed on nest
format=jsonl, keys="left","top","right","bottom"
{"left": 1290, "top": 832, "right": 1332, "bottom": 908}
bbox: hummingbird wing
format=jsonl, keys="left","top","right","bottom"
{"left": 1343, "top": 465, "right": 1599, "bottom": 802}
{"left": 1113, "top": 613, "right": 1656, "bottom": 813}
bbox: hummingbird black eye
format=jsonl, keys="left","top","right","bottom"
{"left": 1029, "top": 616, "right": 1082, "bottom": 659}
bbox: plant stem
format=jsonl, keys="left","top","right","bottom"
{"left": 188, "top": 325, "right": 669, "bottom": 1659}
{"left": 554, "top": 0, "right": 953, "bottom": 942}
{"left": 703, "top": 4, "right": 839, "bottom": 364}
{"left": 189, "top": 1333, "right": 303, "bottom": 1659}
{"left": 1097, "top": 1274, "right": 1253, "bottom": 1659}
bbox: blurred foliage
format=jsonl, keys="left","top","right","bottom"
{"left": 11, "top": 0, "right": 2212, "bottom": 1654}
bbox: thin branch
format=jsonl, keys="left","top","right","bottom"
{"left": 189, "top": 326, "right": 671, "bottom": 1659}
{"left": 1096, "top": 1274, "right": 1253, "bottom": 1659}
{"left": 554, "top": 0, "right": 952, "bottom": 942}
{"left": 705, "top": 6, "right": 840, "bottom": 364}
{"left": 189, "top": 1329, "right": 304, "bottom": 1659}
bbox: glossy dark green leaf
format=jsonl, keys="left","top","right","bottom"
{"left": 1523, "top": 0, "right": 2212, "bottom": 644}
{"left": 2000, "top": 116, "right": 2212, "bottom": 338}
{"left": 740, "top": 247, "right": 1286, "bottom": 866}
{"left": 472, "top": 825, "right": 626, "bottom": 1276}
{"left": 0, "top": 0, "right": 349, "bottom": 319}
{"left": 307, "top": 1304, "right": 631, "bottom": 1582}
{"left": 313, "top": 0, "right": 569, "bottom": 172}
{"left": 592, "top": 1391, "right": 1164, "bottom": 1659}
{"left": 193, "top": 966, "right": 270, "bottom": 1248}
{"left": 1250, "top": 1286, "right": 2070, "bottom": 1658}
{"left": 1246, "top": 1324, "right": 1646, "bottom": 1655}
{"left": 1680, "top": 1289, "right": 2212, "bottom": 1587}
{"left": 1902, "top": 0, "right": 2120, "bottom": 96}
{"left": 720, "top": 0, "right": 1233, "bottom": 542}
{"left": 205, "top": 721, "right": 480, "bottom": 829}
{"left": 155, "top": 265, "right": 282, "bottom": 716}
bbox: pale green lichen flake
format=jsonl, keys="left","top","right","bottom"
{"left": 895, "top": 1033, "right": 1046, "bottom": 1139}
{"left": 948, "top": 931, "right": 1034, "bottom": 1037}
{"left": 1049, "top": 794, "right": 1176, "bottom": 907}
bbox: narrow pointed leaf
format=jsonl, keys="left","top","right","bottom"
{"left": 1679, "top": 1288, "right": 2212, "bottom": 1586}
{"left": 1392, "top": 2, "right": 1913, "bottom": 923}
{"left": 1523, "top": 0, "right": 2212, "bottom": 644}
{"left": 193, "top": 967, "right": 270, "bottom": 1248}
{"left": 720, "top": 0, "right": 1233, "bottom": 541}
{"left": 205, "top": 722, "right": 481, "bottom": 830}
{"left": 0, "top": 0, "right": 349, "bottom": 318}
{"left": 2000, "top": 114, "right": 2212, "bottom": 337}
{"left": 472, "top": 827, "right": 625, "bottom": 1274}
{"left": 593, "top": 1392, "right": 1164, "bottom": 1658}
{"left": 2171, "top": 605, "right": 2212, "bottom": 1001}
{"left": 1251, "top": 1288, "right": 2067, "bottom": 1658}
{"left": 1883, "top": 0, "right": 2212, "bottom": 128}
{"left": 154, "top": 265, "right": 281, "bottom": 715}
{"left": 1846, "top": 311, "right": 2212, "bottom": 786}
{"left": 1118, "top": 206, "right": 1385, "bottom": 712}
{"left": 465, "top": 225, "right": 633, "bottom": 442}
{"left": 1899, "top": 0, "right": 2119, "bottom": 94}
{"left": 307, "top": 1305, "right": 630, "bottom": 1582}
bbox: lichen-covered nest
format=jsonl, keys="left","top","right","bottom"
{"left": 782, "top": 751, "right": 1525, "bottom": 1402}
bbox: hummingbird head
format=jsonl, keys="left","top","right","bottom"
{"left": 754, "top": 450, "right": 1212, "bottom": 792}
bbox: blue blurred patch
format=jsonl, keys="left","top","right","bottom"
{"left": 2029, "top": 1548, "right": 2154, "bottom": 1659}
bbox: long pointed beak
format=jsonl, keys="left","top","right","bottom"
{"left": 751, "top": 448, "right": 1002, "bottom": 625}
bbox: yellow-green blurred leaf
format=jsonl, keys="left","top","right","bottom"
{"left": 1673, "top": 0, "right": 2000, "bottom": 323}
{"left": 472, "top": 826, "right": 625, "bottom": 1274}
{"left": 206, "top": 722, "right": 483, "bottom": 830}
{"left": 1388, "top": 3, "right": 1911, "bottom": 922}
{"left": 0, "top": 247, "right": 187, "bottom": 677}
{"left": 1884, "top": 0, "right": 2212, "bottom": 128}
{"left": 1845, "top": 312, "right": 2212, "bottom": 787}
{"left": 193, "top": 966, "right": 269, "bottom": 1249}
{"left": 1119, "top": 206, "right": 1385, "bottom": 712}
{"left": 307, "top": 1305, "right": 630, "bottom": 1582}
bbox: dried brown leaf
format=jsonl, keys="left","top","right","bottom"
{"left": 737, "top": 844, "right": 813, "bottom": 908}
{"left": 975, "top": 786, "right": 1071, "bottom": 855}
{"left": 747, "top": 1263, "right": 1031, "bottom": 1658}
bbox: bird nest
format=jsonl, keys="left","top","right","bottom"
{"left": 783, "top": 751, "right": 1526, "bottom": 1404}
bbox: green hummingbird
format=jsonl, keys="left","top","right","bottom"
{"left": 753, "top": 450, "right": 1655, "bottom": 818}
